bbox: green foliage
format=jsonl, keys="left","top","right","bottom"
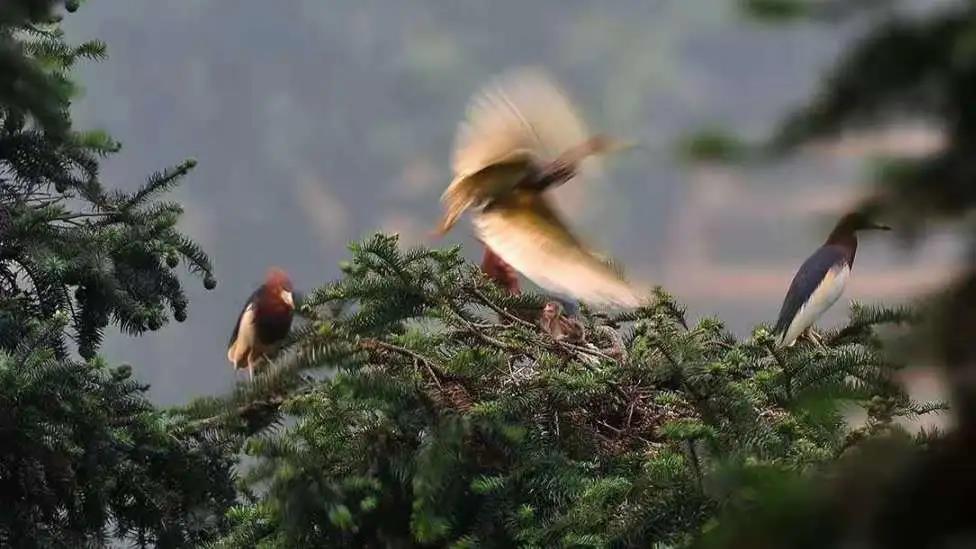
{"left": 685, "top": 2, "right": 976, "bottom": 547}
{"left": 0, "top": 0, "right": 215, "bottom": 359}
{"left": 0, "top": 320, "right": 236, "bottom": 547}
{"left": 190, "top": 234, "right": 939, "bottom": 547}
{"left": 740, "top": 0, "right": 892, "bottom": 23}
{"left": 0, "top": 1, "right": 234, "bottom": 545}
{"left": 677, "top": 129, "right": 752, "bottom": 165}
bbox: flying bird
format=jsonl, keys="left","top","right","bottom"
{"left": 434, "top": 67, "right": 641, "bottom": 308}
{"left": 227, "top": 267, "right": 295, "bottom": 381}
{"left": 773, "top": 213, "right": 891, "bottom": 347}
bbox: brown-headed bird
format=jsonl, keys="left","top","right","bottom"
{"left": 773, "top": 213, "right": 891, "bottom": 348}
{"left": 435, "top": 67, "right": 641, "bottom": 308}
{"left": 227, "top": 267, "right": 295, "bottom": 381}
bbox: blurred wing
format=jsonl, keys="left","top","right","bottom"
{"left": 473, "top": 192, "right": 640, "bottom": 307}
{"left": 437, "top": 150, "right": 537, "bottom": 235}
{"left": 452, "top": 67, "right": 596, "bottom": 180}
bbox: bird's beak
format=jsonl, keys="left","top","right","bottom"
{"left": 281, "top": 290, "right": 295, "bottom": 308}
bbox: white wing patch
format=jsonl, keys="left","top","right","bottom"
{"left": 227, "top": 303, "right": 257, "bottom": 368}
{"left": 780, "top": 264, "right": 850, "bottom": 347}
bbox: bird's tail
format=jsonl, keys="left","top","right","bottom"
{"left": 432, "top": 180, "right": 478, "bottom": 237}
{"left": 554, "top": 134, "right": 637, "bottom": 168}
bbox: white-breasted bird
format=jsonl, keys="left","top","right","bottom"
{"left": 773, "top": 212, "right": 891, "bottom": 347}
{"left": 227, "top": 267, "right": 295, "bottom": 381}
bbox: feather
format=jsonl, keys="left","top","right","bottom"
{"left": 228, "top": 288, "right": 260, "bottom": 349}
{"left": 438, "top": 68, "right": 600, "bottom": 234}
{"left": 227, "top": 273, "right": 294, "bottom": 374}
{"left": 438, "top": 150, "right": 538, "bottom": 235}
{"left": 774, "top": 245, "right": 851, "bottom": 346}
{"left": 227, "top": 302, "right": 257, "bottom": 368}
{"left": 481, "top": 246, "right": 521, "bottom": 294}
{"left": 452, "top": 67, "right": 593, "bottom": 178}
{"left": 474, "top": 190, "right": 640, "bottom": 308}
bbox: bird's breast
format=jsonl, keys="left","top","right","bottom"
{"left": 782, "top": 263, "right": 851, "bottom": 345}
{"left": 255, "top": 307, "right": 293, "bottom": 345}
{"left": 805, "top": 263, "right": 850, "bottom": 312}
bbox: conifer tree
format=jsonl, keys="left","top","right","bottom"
{"left": 188, "top": 234, "right": 940, "bottom": 547}
{"left": 683, "top": 2, "right": 976, "bottom": 547}
{"left": 0, "top": 1, "right": 234, "bottom": 545}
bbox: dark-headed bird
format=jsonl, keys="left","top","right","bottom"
{"left": 434, "top": 67, "right": 641, "bottom": 308}
{"left": 773, "top": 213, "right": 891, "bottom": 347}
{"left": 227, "top": 267, "right": 295, "bottom": 381}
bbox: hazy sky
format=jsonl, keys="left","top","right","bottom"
{"left": 62, "top": 1, "right": 948, "bottom": 405}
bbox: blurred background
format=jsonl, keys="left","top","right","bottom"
{"left": 62, "top": 1, "right": 955, "bottom": 408}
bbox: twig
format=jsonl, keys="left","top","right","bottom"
{"left": 706, "top": 339, "right": 737, "bottom": 351}
{"left": 468, "top": 287, "right": 536, "bottom": 329}
{"left": 53, "top": 211, "right": 118, "bottom": 222}
{"left": 764, "top": 341, "right": 792, "bottom": 399}
{"left": 183, "top": 394, "right": 286, "bottom": 436}
{"left": 686, "top": 439, "right": 704, "bottom": 493}
{"left": 626, "top": 400, "right": 637, "bottom": 430}
{"left": 447, "top": 304, "right": 536, "bottom": 358}
{"left": 363, "top": 339, "right": 444, "bottom": 388}
{"left": 558, "top": 341, "right": 616, "bottom": 362}
{"left": 597, "top": 420, "right": 623, "bottom": 434}
{"left": 655, "top": 342, "right": 679, "bottom": 369}
{"left": 468, "top": 287, "right": 620, "bottom": 363}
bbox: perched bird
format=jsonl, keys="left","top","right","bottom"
{"left": 773, "top": 212, "right": 891, "bottom": 347}
{"left": 435, "top": 67, "right": 641, "bottom": 308}
{"left": 227, "top": 267, "right": 295, "bottom": 381}
{"left": 539, "top": 300, "right": 586, "bottom": 344}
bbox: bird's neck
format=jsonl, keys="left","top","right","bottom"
{"left": 824, "top": 230, "right": 858, "bottom": 266}
{"left": 257, "top": 288, "right": 293, "bottom": 315}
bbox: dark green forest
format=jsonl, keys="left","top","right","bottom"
{"left": 1, "top": 0, "right": 974, "bottom": 547}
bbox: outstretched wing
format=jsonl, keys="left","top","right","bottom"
{"left": 438, "top": 67, "right": 617, "bottom": 237}
{"left": 473, "top": 191, "right": 640, "bottom": 308}
{"left": 774, "top": 245, "right": 850, "bottom": 345}
{"left": 437, "top": 150, "right": 538, "bottom": 235}
{"left": 452, "top": 67, "right": 592, "bottom": 179}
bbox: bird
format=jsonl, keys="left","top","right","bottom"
{"left": 773, "top": 212, "right": 891, "bottom": 348}
{"left": 434, "top": 67, "right": 641, "bottom": 308}
{"left": 539, "top": 299, "right": 586, "bottom": 344}
{"left": 227, "top": 267, "right": 295, "bottom": 381}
